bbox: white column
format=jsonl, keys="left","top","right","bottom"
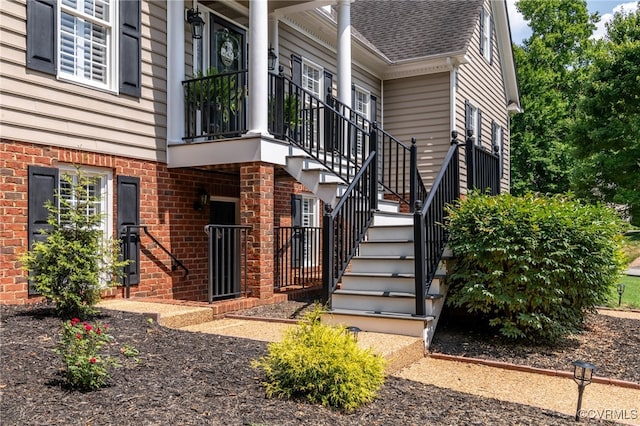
{"left": 245, "top": 0, "right": 272, "bottom": 137}
{"left": 337, "top": 0, "right": 352, "bottom": 107}
{"left": 167, "top": 0, "right": 186, "bottom": 148}
{"left": 269, "top": 14, "right": 280, "bottom": 72}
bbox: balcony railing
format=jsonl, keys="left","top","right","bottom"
{"left": 466, "top": 134, "right": 500, "bottom": 195}
{"left": 183, "top": 70, "right": 247, "bottom": 141}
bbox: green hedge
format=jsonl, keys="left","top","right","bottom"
{"left": 445, "top": 192, "right": 626, "bottom": 342}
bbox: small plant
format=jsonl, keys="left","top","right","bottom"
{"left": 56, "top": 318, "right": 119, "bottom": 390}
{"left": 21, "top": 168, "right": 127, "bottom": 319}
{"left": 252, "top": 308, "right": 385, "bottom": 411}
{"left": 120, "top": 344, "right": 140, "bottom": 363}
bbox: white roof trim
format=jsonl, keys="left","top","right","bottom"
{"left": 491, "top": 0, "right": 521, "bottom": 112}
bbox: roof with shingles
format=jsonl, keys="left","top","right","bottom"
{"left": 350, "top": 0, "right": 484, "bottom": 62}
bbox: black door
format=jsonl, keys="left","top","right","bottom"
{"left": 209, "top": 15, "right": 245, "bottom": 73}
{"left": 209, "top": 201, "right": 239, "bottom": 299}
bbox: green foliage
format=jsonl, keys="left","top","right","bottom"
{"left": 252, "top": 308, "right": 385, "bottom": 411}
{"left": 606, "top": 275, "right": 640, "bottom": 309}
{"left": 56, "top": 318, "right": 119, "bottom": 390}
{"left": 21, "top": 168, "right": 127, "bottom": 319}
{"left": 445, "top": 192, "right": 626, "bottom": 342}
{"left": 570, "top": 6, "right": 640, "bottom": 225}
{"left": 510, "top": 0, "right": 599, "bottom": 195}
{"left": 186, "top": 67, "right": 244, "bottom": 124}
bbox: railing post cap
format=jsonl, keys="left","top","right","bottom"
{"left": 414, "top": 200, "right": 423, "bottom": 210}
{"left": 324, "top": 204, "right": 333, "bottom": 214}
{"left": 372, "top": 121, "right": 378, "bottom": 129}
{"left": 451, "top": 130, "right": 458, "bottom": 139}
{"left": 411, "top": 137, "right": 417, "bottom": 145}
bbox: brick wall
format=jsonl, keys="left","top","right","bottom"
{"left": 0, "top": 140, "right": 240, "bottom": 304}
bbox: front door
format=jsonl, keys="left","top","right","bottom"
{"left": 209, "top": 15, "right": 245, "bottom": 73}
{"left": 209, "top": 200, "right": 239, "bottom": 299}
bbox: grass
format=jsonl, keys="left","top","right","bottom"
{"left": 621, "top": 231, "right": 640, "bottom": 265}
{"left": 605, "top": 275, "right": 640, "bottom": 310}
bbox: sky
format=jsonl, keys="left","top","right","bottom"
{"left": 507, "top": 0, "right": 640, "bottom": 45}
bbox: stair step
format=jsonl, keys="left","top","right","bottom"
{"left": 358, "top": 240, "right": 413, "bottom": 256}
{"left": 335, "top": 289, "right": 444, "bottom": 300}
{"left": 322, "top": 308, "right": 434, "bottom": 339}
{"left": 350, "top": 256, "right": 415, "bottom": 274}
{"left": 372, "top": 212, "right": 413, "bottom": 226}
{"left": 367, "top": 225, "right": 413, "bottom": 241}
{"left": 332, "top": 289, "right": 442, "bottom": 315}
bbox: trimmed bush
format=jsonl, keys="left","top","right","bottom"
{"left": 445, "top": 192, "right": 626, "bottom": 342}
{"left": 252, "top": 308, "right": 385, "bottom": 411}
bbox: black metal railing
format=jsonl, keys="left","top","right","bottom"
{"left": 204, "top": 224, "right": 250, "bottom": 302}
{"left": 466, "top": 132, "right": 500, "bottom": 195}
{"left": 413, "top": 132, "right": 461, "bottom": 316}
{"left": 122, "top": 225, "right": 188, "bottom": 298}
{"left": 183, "top": 70, "right": 247, "bottom": 141}
{"left": 322, "top": 145, "right": 378, "bottom": 302}
{"left": 268, "top": 73, "right": 371, "bottom": 184}
{"left": 329, "top": 96, "right": 427, "bottom": 211}
{"left": 274, "top": 226, "right": 322, "bottom": 289}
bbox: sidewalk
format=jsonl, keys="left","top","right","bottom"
{"left": 98, "top": 300, "right": 640, "bottom": 425}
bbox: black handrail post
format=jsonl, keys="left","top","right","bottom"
{"left": 124, "top": 226, "right": 131, "bottom": 299}
{"left": 452, "top": 131, "right": 461, "bottom": 199}
{"left": 413, "top": 200, "right": 426, "bottom": 317}
{"left": 409, "top": 137, "right": 417, "bottom": 213}
{"left": 370, "top": 123, "right": 379, "bottom": 211}
{"left": 465, "top": 129, "right": 475, "bottom": 190}
{"left": 274, "top": 73, "right": 285, "bottom": 138}
{"left": 322, "top": 204, "right": 334, "bottom": 305}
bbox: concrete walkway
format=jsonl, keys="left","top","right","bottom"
{"left": 97, "top": 300, "right": 640, "bottom": 425}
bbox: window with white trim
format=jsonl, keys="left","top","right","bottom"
{"left": 467, "top": 103, "right": 480, "bottom": 145}
{"left": 492, "top": 121, "right": 504, "bottom": 177}
{"left": 302, "top": 61, "right": 322, "bottom": 97}
{"left": 58, "top": 167, "right": 112, "bottom": 238}
{"left": 480, "top": 7, "right": 491, "bottom": 62}
{"left": 301, "top": 195, "right": 319, "bottom": 266}
{"left": 354, "top": 85, "right": 370, "bottom": 157}
{"left": 59, "top": 0, "right": 116, "bottom": 90}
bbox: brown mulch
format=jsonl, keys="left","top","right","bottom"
{"left": 0, "top": 303, "right": 624, "bottom": 426}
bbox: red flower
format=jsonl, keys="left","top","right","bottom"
{"left": 70, "top": 318, "right": 80, "bottom": 326}
{"left": 95, "top": 328, "right": 101, "bottom": 335}
{"left": 84, "top": 324, "right": 92, "bottom": 332}
{"left": 76, "top": 333, "right": 82, "bottom": 340}
{"left": 89, "top": 357, "right": 96, "bottom": 364}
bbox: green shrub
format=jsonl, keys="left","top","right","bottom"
{"left": 252, "top": 308, "right": 385, "bottom": 411}
{"left": 21, "top": 168, "right": 127, "bottom": 319}
{"left": 445, "top": 192, "right": 626, "bottom": 342}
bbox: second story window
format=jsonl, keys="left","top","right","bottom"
{"left": 480, "top": 7, "right": 492, "bottom": 63}
{"left": 302, "top": 61, "right": 322, "bottom": 98}
{"left": 59, "top": 0, "right": 115, "bottom": 90}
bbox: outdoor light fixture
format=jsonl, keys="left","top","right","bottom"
{"left": 617, "top": 283, "right": 626, "bottom": 306}
{"left": 572, "top": 360, "right": 596, "bottom": 421}
{"left": 268, "top": 46, "right": 278, "bottom": 71}
{"left": 194, "top": 188, "right": 209, "bottom": 211}
{"left": 186, "top": 8, "right": 205, "bottom": 40}
{"left": 346, "top": 326, "right": 361, "bottom": 341}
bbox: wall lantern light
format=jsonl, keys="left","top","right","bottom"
{"left": 194, "top": 188, "right": 210, "bottom": 211}
{"left": 268, "top": 46, "right": 278, "bottom": 71}
{"left": 572, "top": 360, "right": 596, "bottom": 421}
{"left": 186, "top": 8, "right": 205, "bottom": 40}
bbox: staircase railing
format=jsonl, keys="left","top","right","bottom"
{"left": 466, "top": 132, "right": 500, "bottom": 195}
{"left": 322, "top": 142, "right": 378, "bottom": 302}
{"left": 413, "top": 132, "right": 462, "bottom": 316}
{"left": 329, "top": 96, "right": 428, "bottom": 211}
{"left": 274, "top": 226, "right": 322, "bottom": 289}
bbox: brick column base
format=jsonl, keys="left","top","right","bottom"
{"left": 240, "top": 162, "right": 274, "bottom": 299}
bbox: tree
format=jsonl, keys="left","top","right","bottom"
{"left": 510, "top": 0, "right": 599, "bottom": 194}
{"left": 22, "top": 168, "right": 127, "bottom": 318}
{"left": 570, "top": 5, "right": 640, "bottom": 225}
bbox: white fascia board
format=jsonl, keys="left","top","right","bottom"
{"left": 491, "top": 0, "right": 521, "bottom": 112}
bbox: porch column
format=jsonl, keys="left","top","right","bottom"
{"left": 245, "top": 0, "right": 272, "bottom": 137}
{"left": 240, "top": 162, "right": 274, "bottom": 299}
{"left": 337, "top": 0, "right": 352, "bottom": 107}
{"left": 167, "top": 0, "right": 185, "bottom": 145}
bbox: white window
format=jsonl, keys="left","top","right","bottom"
{"left": 481, "top": 7, "right": 491, "bottom": 62}
{"left": 59, "top": 0, "right": 116, "bottom": 90}
{"left": 58, "top": 166, "right": 112, "bottom": 238}
{"left": 492, "top": 122, "right": 504, "bottom": 176}
{"left": 301, "top": 195, "right": 319, "bottom": 266}
{"left": 354, "top": 85, "right": 370, "bottom": 157}
{"left": 302, "top": 61, "right": 322, "bottom": 98}
{"left": 467, "top": 103, "right": 480, "bottom": 146}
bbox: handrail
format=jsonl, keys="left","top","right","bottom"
{"left": 274, "top": 226, "right": 322, "bottom": 289}
{"left": 413, "top": 132, "right": 462, "bottom": 316}
{"left": 204, "top": 224, "right": 251, "bottom": 302}
{"left": 122, "top": 225, "right": 189, "bottom": 298}
{"left": 466, "top": 135, "right": 501, "bottom": 195}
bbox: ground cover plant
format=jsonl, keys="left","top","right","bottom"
{"left": 253, "top": 308, "right": 385, "bottom": 411}
{"left": 445, "top": 192, "right": 626, "bottom": 342}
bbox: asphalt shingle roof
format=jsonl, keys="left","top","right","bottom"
{"left": 350, "top": 0, "right": 484, "bottom": 62}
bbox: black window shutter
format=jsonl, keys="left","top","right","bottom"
{"left": 119, "top": 0, "right": 142, "bottom": 97}
{"left": 370, "top": 95, "right": 377, "bottom": 122}
{"left": 499, "top": 125, "right": 505, "bottom": 177}
{"left": 26, "top": 0, "right": 56, "bottom": 75}
{"left": 324, "top": 71, "right": 333, "bottom": 101}
{"left": 465, "top": 100, "right": 472, "bottom": 135}
{"left": 27, "top": 165, "right": 58, "bottom": 294}
{"left": 291, "top": 54, "right": 302, "bottom": 86}
{"left": 291, "top": 194, "right": 303, "bottom": 268}
{"left": 479, "top": 9, "right": 485, "bottom": 56}
{"left": 477, "top": 109, "right": 483, "bottom": 146}
{"left": 117, "top": 176, "right": 140, "bottom": 285}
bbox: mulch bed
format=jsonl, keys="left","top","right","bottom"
{"left": 1, "top": 303, "right": 624, "bottom": 426}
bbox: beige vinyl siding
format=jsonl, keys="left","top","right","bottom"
{"left": 456, "top": 0, "right": 510, "bottom": 192}
{"left": 0, "top": 0, "right": 168, "bottom": 162}
{"left": 383, "top": 72, "right": 451, "bottom": 191}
